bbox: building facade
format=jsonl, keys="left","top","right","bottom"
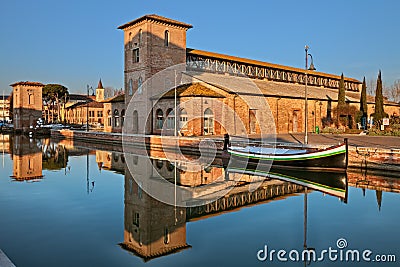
{"left": 118, "top": 14, "right": 400, "bottom": 136}
{"left": 0, "top": 95, "right": 11, "bottom": 123}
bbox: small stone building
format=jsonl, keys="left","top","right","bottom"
{"left": 11, "top": 81, "right": 43, "bottom": 132}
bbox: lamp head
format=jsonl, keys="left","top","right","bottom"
{"left": 307, "top": 53, "right": 316, "bottom": 71}
{"left": 308, "top": 62, "right": 316, "bottom": 71}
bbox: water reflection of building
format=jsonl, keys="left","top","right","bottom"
{"left": 119, "top": 155, "right": 307, "bottom": 261}
{"left": 11, "top": 135, "right": 43, "bottom": 180}
{"left": 121, "top": 168, "right": 190, "bottom": 261}
{"left": 151, "top": 158, "right": 223, "bottom": 186}
{"left": 0, "top": 134, "right": 11, "bottom": 153}
{"left": 348, "top": 171, "right": 400, "bottom": 211}
{"left": 95, "top": 150, "right": 125, "bottom": 173}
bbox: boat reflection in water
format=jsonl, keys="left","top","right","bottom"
{"left": 227, "top": 165, "right": 348, "bottom": 201}
{"left": 119, "top": 150, "right": 348, "bottom": 261}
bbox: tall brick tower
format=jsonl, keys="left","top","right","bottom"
{"left": 11, "top": 81, "right": 43, "bottom": 132}
{"left": 118, "top": 14, "right": 192, "bottom": 134}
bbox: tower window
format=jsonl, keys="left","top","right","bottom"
{"left": 137, "top": 77, "right": 143, "bottom": 94}
{"left": 28, "top": 94, "right": 34, "bottom": 105}
{"left": 133, "top": 48, "right": 139, "bottom": 63}
{"left": 138, "top": 29, "right": 142, "bottom": 46}
{"left": 133, "top": 212, "right": 139, "bottom": 227}
{"left": 164, "top": 30, "right": 169, "bottom": 47}
{"left": 128, "top": 79, "right": 133, "bottom": 96}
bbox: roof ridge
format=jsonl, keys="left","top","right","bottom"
{"left": 118, "top": 14, "right": 192, "bottom": 30}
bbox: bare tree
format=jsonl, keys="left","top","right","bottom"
{"left": 386, "top": 79, "right": 400, "bottom": 103}
{"left": 104, "top": 86, "right": 114, "bottom": 99}
{"left": 367, "top": 79, "right": 376, "bottom": 96}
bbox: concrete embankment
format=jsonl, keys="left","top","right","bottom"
{"left": 51, "top": 129, "right": 220, "bottom": 156}
{"left": 51, "top": 130, "right": 400, "bottom": 172}
{"left": 347, "top": 147, "right": 400, "bottom": 172}
{"left": 0, "top": 249, "right": 16, "bottom": 267}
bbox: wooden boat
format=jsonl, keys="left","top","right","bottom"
{"left": 227, "top": 165, "right": 348, "bottom": 201}
{"left": 223, "top": 135, "right": 348, "bottom": 171}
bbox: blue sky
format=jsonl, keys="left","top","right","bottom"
{"left": 0, "top": 0, "right": 399, "bottom": 94}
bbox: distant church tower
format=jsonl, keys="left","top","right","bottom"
{"left": 118, "top": 14, "right": 192, "bottom": 134}
{"left": 96, "top": 79, "right": 105, "bottom": 102}
{"left": 11, "top": 81, "right": 44, "bottom": 132}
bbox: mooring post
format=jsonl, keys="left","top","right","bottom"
{"left": 223, "top": 133, "right": 230, "bottom": 151}
{"left": 344, "top": 138, "right": 348, "bottom": 169}
{"left": 222, "top": 134, "right": 230, "bottom": 168}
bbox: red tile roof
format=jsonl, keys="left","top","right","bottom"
{"left": 154, "top": 83, "right": 225, "bottom": 99}
{"left": 97, "top": 79, "right": 104, "bottom": 89}
{"left": 10, "top": 81, "right": 44, "bottom": 87}
{"left": 187, "top": 49, "right": 361, "bottom": 84}
{"left": 118, "top": 14, "right": 192, "bottom": 30}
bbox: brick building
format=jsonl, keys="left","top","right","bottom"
{"left": 11, "top": 81, "right": 43, "bottom": 132}
{"left": 118, "top": 14, "right": 400, "bottom": 136}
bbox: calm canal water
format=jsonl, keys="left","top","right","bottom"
{"left": 0, "top": 135, "right": 398, "bottom": 267}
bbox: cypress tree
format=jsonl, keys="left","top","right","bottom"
{"left": 337, "top": 73, "right": 346, "bottom": 126}
{"left": 360, "top": 77, "right": 368, "bottom": 127}
{"left": 360, "top": 77, "right": 367, "bottom": 115}
{"left": 373, "top": 70, "right": 386, "bottom": 126}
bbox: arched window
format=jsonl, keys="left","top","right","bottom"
{"left": 138, "top": 29, "right": 142, "bottom": 46}
{"left": 164, "top": 30, "right": 169, "bottom": 47}
{"left": 138, "top": 77, "right": 143, "bottom": 94}
{"left": 107, "top": 110, "right": 111, "bottom": 126}
{"left": 121, "top": 109, "right": 125, "bottom": 127}
{"left": 179, "top": 108, "right": 188, "bottom": 131}
{"left": 28, "top": 94, "right": 34, "bottom": 105}
{"left": 166, "top": 108, "right": 174, "bottom": 130}
{"left": 203, "top": 108, "right": 214, "bottom": 135}
{"left": 156, "top": 109, "right": 163, "bottom": 130}
{"left": 132, "top": 110, "right": 138, "bottom": 134}
{"left": 114, "top": 109, "right": 119, "bottom": 127}
{"left": 128, "top": 79, "right": 133, "bottom": 96}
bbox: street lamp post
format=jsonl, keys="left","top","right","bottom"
{"left": 304, "top": 46, "right": 316, "bottom": 144}
{"left": 86, "top": 85, "right": 94, "bottom": 132}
